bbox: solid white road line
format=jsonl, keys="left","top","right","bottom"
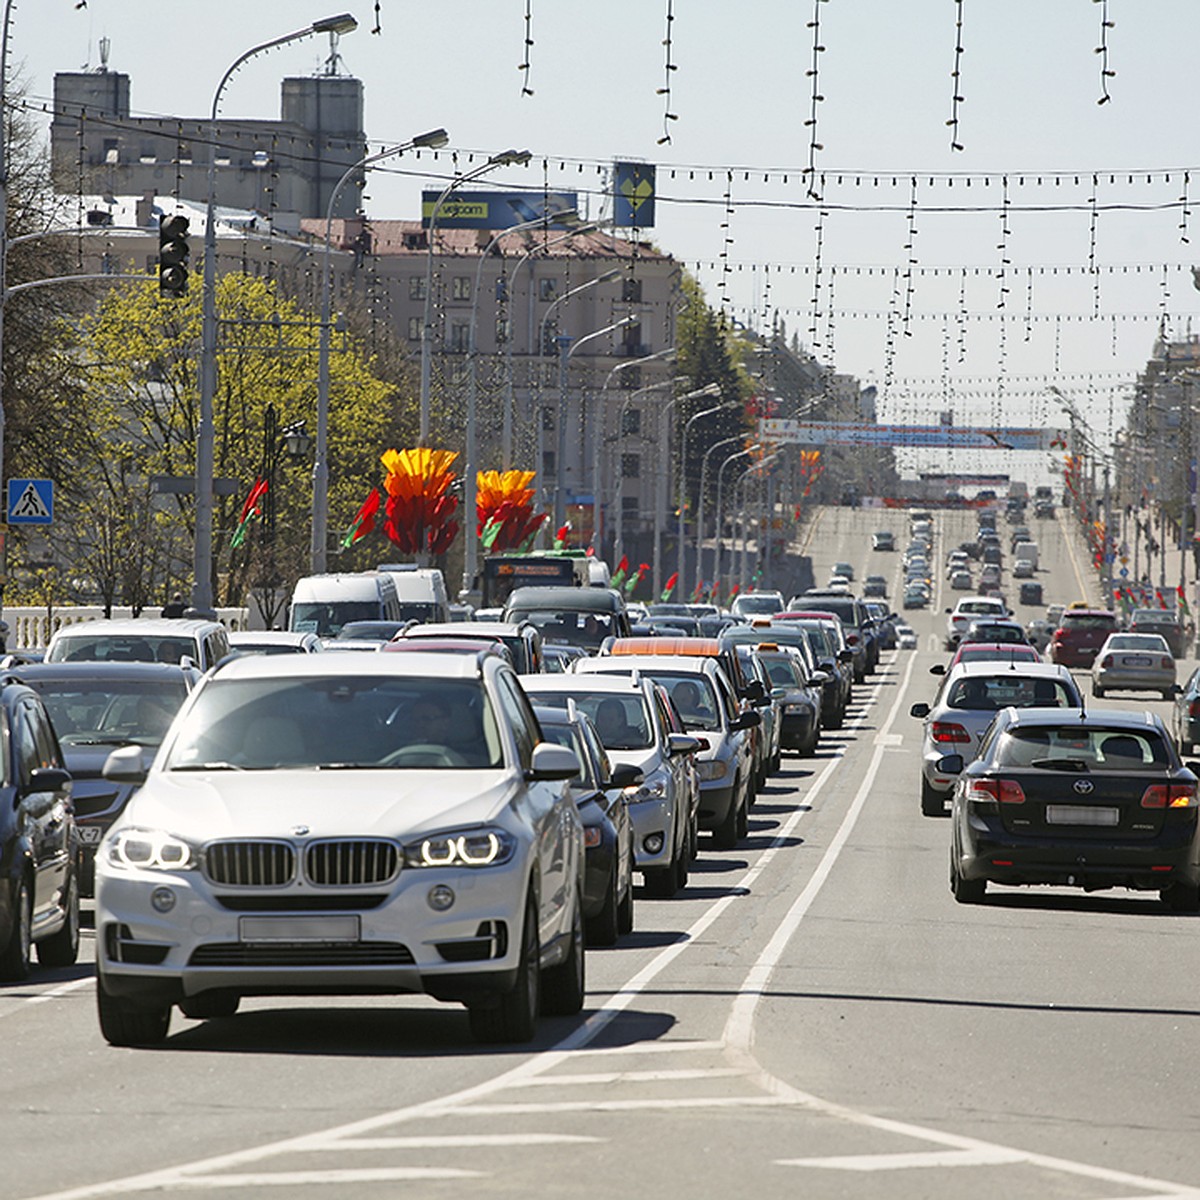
{"left": 777, "top": 1148, "right": 1028, "bottom": 1171}
{"left": 321, "top": 1135, "right": 601, "bottom": 1150}
{"left": 510, "top": 1068, "right": 746, "bottom": 1087}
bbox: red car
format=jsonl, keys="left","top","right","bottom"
{"left": 1048, "top": 609, "right": 1119, "bottom": 668}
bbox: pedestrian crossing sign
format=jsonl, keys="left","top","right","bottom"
{"left": 7, "top": 478, "right": 53, "bottom": 525}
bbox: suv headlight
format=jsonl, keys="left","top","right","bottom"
{"left": 403, "top": 828, "right": 517, "bottom": 868}
{"left": 106, "top": 828, "right": 198, "bottom": 871}
{"left": 695, "top": 759, "right": 729, "bottom": 781}
{"left": 784, "top": 700, "right": 813, "bottom": 715}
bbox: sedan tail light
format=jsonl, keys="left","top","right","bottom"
{"left": 1099, "top": 655, "right": 1113, "bottom": 669}
{"left": 931, "top": 721, "right": 972, "bottom": 744}
{"left": 1140, "top": 783, "right": 1198, "bottom": 809}
{"left": 1161, "top": 657, "right": 1174, "bottom": 670}
{"left": 1189, "top": 699, "right": 1200, "bottom": 719}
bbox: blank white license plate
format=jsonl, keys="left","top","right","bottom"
{"left": 1045, "top": 805, "right": 1119, "bottom": 827}
{"left": 239, "top": 916, "right": 360, "bottom": 943}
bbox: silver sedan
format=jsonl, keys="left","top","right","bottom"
{"left": 1091, "top": 633, "right": 1177, "bottom": 699}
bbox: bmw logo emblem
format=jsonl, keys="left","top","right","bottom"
{"left": 292, "top": 824, "right": 311, "bottom": 836}
{"left": 1073, "top": 780, "right": 1094, "bottom": 795}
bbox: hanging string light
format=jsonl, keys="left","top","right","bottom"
{"left": 902, "top": 177, "right": 919, "bottom": 336}
{"left": 947, "top": 0, "right": 967, "bottom": 151}
{"left": 1088, "top": 173, "right": 1103, "bottom": 317}
{"left": 657, "top": 0, "right": 678, "bottom": 145}
{"left": 1095, "top": 0, "right": 1115, "bottom": 105}
{"left": 1180, "top": 171, "right": 1191, "bottom": 244}
{"left": 996, "top": 176, "right": 1011, "bottom": 311}
{"left": 518, "top": 0, "right": 534, "bottom": 96}
{"left": 717, "top": 171, "right": 735, "bottom": 315}
{"left": 802, "top": 0, "right": 828, "bottom": 198}
{"left": 808, "top": 205, "right": 826, "bottom": 357}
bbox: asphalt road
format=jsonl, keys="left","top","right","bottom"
{"left": 5, "top": 504, "right": 1200, "bottom": 1200}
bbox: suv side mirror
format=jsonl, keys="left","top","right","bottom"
{"left": 667, "top": 733, "right": 703, "bottom": 757}
{"left": 731, "top": 710, "right": 761, "bottom": 731}
{"left": 102, "top": 744, "right": 147, "bottom": 785}
{"left": 743, "top": 679, "right": 766, "bottom": 703}
{"left": 28, "top": 766, "right": 72, "bottom": 794}
{"left": 525, "top": 742, "right": 580, "bottom": 782}
{"left": 910, "top": 702, "right": 931, "bottom": 719}
{"left": 605, "top": 762, "right": 644, "bottom": 790}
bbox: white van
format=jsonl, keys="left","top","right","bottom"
{"left": 44, "top": 618, "right": 231, "bottom": 671}
{"left": 1013, "top": 541, "right": 1039, "bottom": 570}
{"left": 288, "top": 573, "right": 402, "bottom": 640}
{"left": 376, "top": 563, "right": 450, "bottom": 624}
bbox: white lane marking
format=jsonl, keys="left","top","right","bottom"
{"left": 321, "top": 1135, "right": 601, "bottom": 1149}
{"left": 576, "top": 1039, "right": 724, "bottom": 1056}
{"left": 778, "top": 1148, "right": 1028, "bottom": 1171}
{"left": 1, "top": 976, "right": 93, "bottom": 1014}
{"left": 874, "top": 733, "right": 903, "bottom": 747}
{"left": 511, "top": 1067, "right": 746, "bottom": 1087}
{"left": 452, "top": 1096, "right": 792, "bottom": 1115}
{"left": 20, "top": 674, "right": 889, "bottom": 1200}
{"left": 166, "top": 1168, "right": 480, "bottom": 1188}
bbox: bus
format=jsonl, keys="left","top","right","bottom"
{"left": 479, "top": 552, "right": 590, "bottom": 610}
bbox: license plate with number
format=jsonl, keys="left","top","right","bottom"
{"left": 77, "top": 826, "right": 103, "bottom": 844}
{"left": 1045, "top": 805, "right": 1119, "bottom": 827}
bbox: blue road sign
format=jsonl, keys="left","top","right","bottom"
{"left": 7, "top": 478, "right": 53, "bottom": 525}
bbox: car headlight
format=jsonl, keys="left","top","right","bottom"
{"left": 625, "top": 777, "right": 668, "bottom": 803}
{"left": 403, "top": 828, "right": 517, "bottom": 869}
{"left": 106, "top": 828, "right": 198, "bottom": 872}
{"left": 695, "top": 759, "right": 729, "bottom": 781}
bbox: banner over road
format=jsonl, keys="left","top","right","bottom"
{"left": 758, "top": 419, "right": 1069, "bottom": 451}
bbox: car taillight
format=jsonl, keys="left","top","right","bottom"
{"left": 1053, "top": 630, "right": 1065, "bottom": 641}
{"left": 1141, "top": 783, "right": 1197, "bottom": 809}
{"left": 1162, "top": 657, "right": 1174, "bottom": 670}
{"left": 966, "top": 778, "right": 1025, "bottom": 804}
{"left": 1099, "top": 654, "right": 1113, "bottom": 669}
{"left": 1189, "top": 699, "right": 1200, "bottom": 718}
{"left": 931, "top": 721, "right": 972, "bottom": 744}
{"left": 845, "top": 632, "right": 860, "bottom": 646}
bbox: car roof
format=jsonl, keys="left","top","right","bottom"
{"left": 945, "top": 660, "right": 1073, "bottom": 681}
{"left": 579, "top": 655, "right": 720, "bottom": 678}
{"left": 403, "top": 621, "right": 527, "bottom": 637}
{"left": 16, "top": 661, "right": 199, "bottom": 681}
{"left": 230, "top": 630, "right": 318, "bottom": 645}
{"left": 1001, "top": 707, "right": 1166, "bottom": 732}
{"left": 48, "top": 617, "right": 223, "bottom": 637}
{"left": 211, "top": 650, "right": 485, "bottom": 680}
{"left": 609, "top": 637, "right": 722, "bottom": 657}
{"left": 523, "top": 673, "right": 650, "bottom": 695}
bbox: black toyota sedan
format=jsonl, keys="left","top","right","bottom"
{"left": 938, "top": 708, "right": 1200, "bottom": 910}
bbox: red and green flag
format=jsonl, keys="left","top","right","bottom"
{"left": 625, "top": 562, "right": 649, "bottom": 596}
{"left": 230, "top": 477, "right": 269, "bottom": 549}
{"left": 1178, "top": 585, "right": 1191, "bottom": 618}
{"left": 660, "top": 572, "right": 679, "bottom": 602}
{"left": 553, "top": 523, "right": 571, "bottom": 549}
{"left": 692, "top": 579, "right": 704, "bottom": 601}
{"left": 610, "top": 554, "right": 629, "bottom": 589}
{"left": 341, "top": 487, "right": 381, "bottom": 549}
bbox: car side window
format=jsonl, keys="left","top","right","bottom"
{"left": 713, "top": 672, "right": 739, "bottom": 724}
{"left": 495, "top": 673, "right": 536, "bottom": 769}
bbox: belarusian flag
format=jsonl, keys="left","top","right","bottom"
{"left": 660, "top": 572, "right": 679, "bottom": 602}
{"left": 230, "top": 477, "right": 269, "bottom": 549}
{"left": 1178, "top": 585, "right": 1191, "bottom": 617}
{"left": 611, "top": 554, "right": 629, "bottom": 589}
{"left": 554, "top": 523, "right": 571, "bottom": 549}
{"left": 692, "top": 579, "right": 704, "bottom": 600}
{"left": 341, "top": 487, "right": 381, "bottom": 548}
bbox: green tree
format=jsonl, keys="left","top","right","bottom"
{"left": 78, "top": 272, "right": 401, "bottom": 609}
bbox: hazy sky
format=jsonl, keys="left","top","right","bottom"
{"left": 14, "top": 0, "right": 1200, "bottom": 475}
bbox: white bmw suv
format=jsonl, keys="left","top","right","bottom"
{"left": 94, "top": 651, "right": 584, "bottom": 1046}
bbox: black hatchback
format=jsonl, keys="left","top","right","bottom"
{"left": 940, "top": 708, "right": 1200, "bottom": 910}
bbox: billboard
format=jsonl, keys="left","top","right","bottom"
{"left": 421, "top": 191, "right": 578, "bottom": 230}
{"left": 758, "top": 419, "right": 1069, "bottom": 451}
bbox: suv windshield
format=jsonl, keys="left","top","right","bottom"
{"left": 291, "top": 602, "right": 383, "bottom": 639}
{"left": 166, "top": 677, "right": 504, "bottom": 770}
{"left": 533, "top": 692, "right": 652, "bottom": 750}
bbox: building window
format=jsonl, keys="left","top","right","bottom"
{"left": 449, "top": 322, "right": 470, "bottom": 354}
{"left": 408, "top": 276, "right": 426, "bottom": 301}
{"left": 622, "top": 496, "right": 639, "bottom": 517}
{"left": 621, "top": 408, "right": 642, "bottom": 436}
{"left": 538, "top": 278, "right": 558, "bottom": 302}
{"left": 452, "top": 276, "right": 472, "bottom": 302}
{"left": 495, "top": 317, "right": 510, "bottom": 345}
{"left": 621, "top": 277, "right": 643, "bottom": 303}
{"left": 542, "top": 450, "right": 556, "bottom": 476}
{"left": 541, "top": 323, "right": 559, "bottom": 356}
{"left": 621, "top": 454, "right": 640, "bottom": 479}
{"left": 407, "top": 316, "right": 421, "bottom": 340}
{"left": 619, "top": 367, "right": 642, "bottom": 390}
{"left": 541, "top": 406, "right": 555, "bottom": 432}
{"left": 622, "top": 320, "right": 643, "bottom": 355}
{"left": 102, "top": 139, "right": 119, "bottom": 164}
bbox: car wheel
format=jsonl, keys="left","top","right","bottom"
{"left": 1161, "top": 882, "right": 1200, "bottom": 913}
{"left": 642, "top": 862, "right": 677, "bottom": 898}
{"left": 36, "top": 874, "right": 80, "bottom": 968}
{"left": 688, "top": 811, "right": 699, "bottom": 861}
{"left": 0, "top": 876, "right": 32, "bottom": 982}
{"left": 920, "top": 778, "right": 946, "bottom": 818}
{"left": 1163, "top": 689, "right": 1176, "bottom": 702}
{"left": 585, "top": 862, "right": 621, "bottom": 948}
{"left": 541, "top": 889, "right": 586, "bottom": 1016}
{"left": 96, "top": 974, "right": 172, "bottom": 1046}
{"left": 179, "top": 992, "right": 241, "bottom": 1020}
{"left": 949, "top": 844, "right": 987, "bottom": 903}
{"left": 735, "top": 784, "right": 750, "bottom": 840}
{"left": 1092, "top": 684, "right": 1104, "bottom": 698}
{"left": 469, "top": 897, "right": 540, "bottom": 1043}
{"left": 617, "top": 875, "right": 634, "bottom": 935}
{"left": 712, "top": 786, "right": 740, "bottom": 850}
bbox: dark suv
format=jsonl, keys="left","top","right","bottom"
{"left": 1048, "top": 609, "right": 1120, "bottom": 668}
{"left": 1128, "top": 608, "right": 1190, "bottom": 659}
{"left": 0, "top": 674, "right": 80, "bottom": 979}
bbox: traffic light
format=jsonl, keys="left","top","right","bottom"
{"left": 158, "top": 214, "right": 190, "bottom": 298}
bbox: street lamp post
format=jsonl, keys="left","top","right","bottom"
{"left": 737, "top": 453, "right": 780, "bottom": 588}
{"left": 554, "top": 317, "right": 636, "bottom": 531}
{"left": 675, "top": 388, "right": 729, "bottom": 593}
{"left": 612, "top": 376, "right": 682, "bottom": 564}
{"left": 312, "top": 126, "right": 448, "bottom": 574}
{"left": 194, "top": 13, "right": 358, "bottom": 613}
{"left": 695, "top": 434, "right": 744, "bottom": 596}
{"left": 256, "top": 404, "right": 312, "bottom": 626}
{"left": 715, "top": 444, "right": 762, "bottom": 601}
{"left": 460, "top": 211, "right": 574, "bottom": 600}
{"left": 418, "top": 149, "right": 532, "bottom": 445}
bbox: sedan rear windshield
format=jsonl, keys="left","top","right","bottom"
{"left": 533, "top": 692, "right": 653, "bottom": 750}
{"left": 166, "top": 677, "right": 504, "bottom": 770}
{"left": 946, "top": 676, "right": 1076, "bottom": 710}
{"left": 997, "top": 727, "right": 1169, "bottom": 769}
{"left": 1062, "top": 614, "right": 1117, "bottom": 630}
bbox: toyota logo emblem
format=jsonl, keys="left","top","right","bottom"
{"left": 1073, "top": 780, "right": 1094, "bottom": 795}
